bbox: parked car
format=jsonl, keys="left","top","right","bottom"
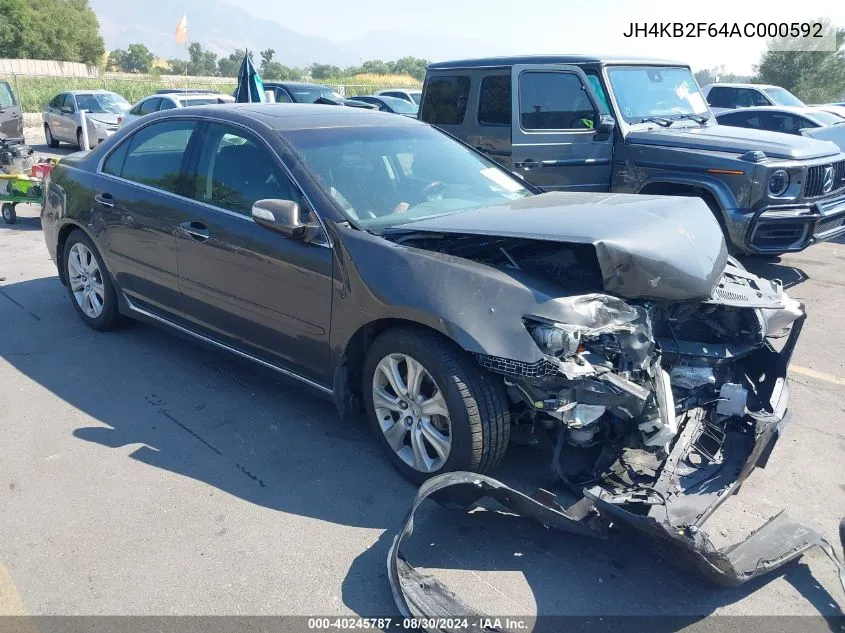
{"left": 41, "top": 103, "right": 810, "bottom": 580}
{"left": 703, "top": 83, "right": 805, "bottom": 110}
{"left": 156, "top": 88, "right": 221, "bottom": 95}
{"left": 419, "top": 55, "right": 845, "bottom": 255}
{"left": 716, "top": 106, "right": 845, "bottom": 155}
{"left": 43, "top": 90, "right": 130, "bottom": 149}
{"left": 375, "top": 89, "right": 422, "bottom": 105}
{"left": 0, "top": 80, "right": 23, "bottom": 140}
{"left": 257, "top": 82, "right": 344, "bottom": 104}
{"left": 345, "top": 95, "right": 419, "bottom": 116}
{"left": 818, "top": 104, "right": 845, "bottom": 120}
{"left": 120, "top": 92, "right": 234, "bottom": 127}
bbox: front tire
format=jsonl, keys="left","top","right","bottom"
{"left": 63, "top": 230, "right": 121, "bottom": 331}
{"left": 45, "top": 124, "right": 59, "bottom": 149}
{"left": 2, "top": 203, "right": 16, "bottom": 224}
{"left": 363, "top": 327, "right": 509, "bottom": 483}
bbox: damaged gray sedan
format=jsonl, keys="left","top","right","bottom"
{"left": 42, "top": 106, "right": 836, "bottom": 604}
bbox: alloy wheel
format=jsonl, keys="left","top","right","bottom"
{"left": 67, "top": 243, "right": 105, "bottom": 318}
{"left": 372, "top": 353, "right": 452, "bottom": 473}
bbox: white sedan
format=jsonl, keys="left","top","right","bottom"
{"left": 119, "top": 92, "right": 233, "bottom": 127}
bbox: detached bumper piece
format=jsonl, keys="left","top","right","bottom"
{"left": 388, "top": 474, "right": 845, "bottom": 632}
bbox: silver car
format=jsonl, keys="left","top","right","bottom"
{"left": 119, "top": 92, "right": 233, "bottom": 128}
{"left": 43, "top": 90, "right": 130, "bottom": 149}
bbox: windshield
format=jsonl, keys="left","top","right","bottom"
{"left": 285, "top": 125, "right": 531, "bottom": 230}
{"left": 289, "top": 86, "right": 344, "bottom": 103}
{"left": 76, "top": 93, "right": 130, "bottom": 114}
{"left": 763, "top": 87, "right": 804, "bottom": 107}
{"left": 810, "top": 111, "right": 845, "bottom": 126}
{"left": 381, "top": 96, "right": 419, "bottom": 114}
{"left": 606, "top": 66, "right": 709, "bottom": 123}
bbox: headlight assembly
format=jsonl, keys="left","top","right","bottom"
{"left": 768, "top": 169, "right": 790, "bottom": 197}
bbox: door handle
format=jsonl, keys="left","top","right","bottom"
{"left": 94, "top": 192, "right": 115, "bottom": 209}
{"left": 178, "top": 221, "right": 210, "bottom": 242}
{"left": 515, "top": 159, "right": 542, "bottom": 169}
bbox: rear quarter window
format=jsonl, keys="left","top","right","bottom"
{"left": 477, "top": 75, "right": 511, "bottom": 126}
{"left": 420, "top": 76, "right": 470, "bottom": 125}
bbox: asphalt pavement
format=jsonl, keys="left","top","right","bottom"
{"left": 0, "top": 127, "right": 843, "bottom": 623}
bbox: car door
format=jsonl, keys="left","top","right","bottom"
{"left": 0, "top": 81, "right": 23, "bottom": 139}
{"left": 510, "top": 64, "right": 613, "bottom": 191}
{"left": 96, "top": 118, "right": 200, "bottom": 315}
{"left": 59, "top": 94, "right": 78, "bottom": 141}
{"left": 47, "top": 94, "right": 69, "bottom": 141}
{"left": 468, "top": 73, "right": 514, "bottom": 171}
{"left": 176, "top": 121, "right": 333, "bottom": 382}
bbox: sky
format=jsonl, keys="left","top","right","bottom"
{"left": 225, "top": 0, "right": 844, "bottom": 74}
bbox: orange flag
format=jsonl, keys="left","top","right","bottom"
{"left": 175, "top": 15, "right": 188, "bottom": 45}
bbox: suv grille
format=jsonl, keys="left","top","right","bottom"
{"left": 804, "top": 160, "right": 845, "bottom": 198}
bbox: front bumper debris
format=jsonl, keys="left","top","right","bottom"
{"left": 388, "top": 473, "right": 845, "bottom": 630}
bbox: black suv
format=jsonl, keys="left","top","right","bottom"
{"left": 419, "top": 55, "right": 845, "bottom": 255}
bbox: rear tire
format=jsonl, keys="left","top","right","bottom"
{"left": 45, "top": 124, "right": 59, "bottom": 149}
{"left": 63, "top": 230, "right": 122, "bottom": 331}
{"left": 363, "top": 327, "right": 509, "bottom": 484}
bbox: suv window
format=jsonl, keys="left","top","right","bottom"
{"left": 518, "top": 71, "right": 596, "bottom": 130}
{"left": 0, "top": 82, "right": 17, "bottom": 108}
{"left": 104, "top": 120, "right": 196, "bottom": 192}
{"left": 420, "top": 76, "right": 470, "bottom": 125}
{"left": 139, "top": 98, "right": 161, "bottom": 115}
{"left": 735, "top": 88, "right": 769, "bottom": 108}
{"left": 706, "top": 86, "right": 734, "bottom": 108}
{"left": 718, "top": 111, "right": 764, "bottom": 129}
{"left": 477, "top": 75, "right": 511, "bottom": 126}
{"left": 190, "top": 123, "right": 300, "bottom": 216}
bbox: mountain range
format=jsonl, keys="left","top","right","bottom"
{"left": 88, "top": 0, "right": 512, "bottom": 67}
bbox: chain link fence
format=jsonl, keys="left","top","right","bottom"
{"left": 1, "top": 72, "right": 420, "bottom": 113}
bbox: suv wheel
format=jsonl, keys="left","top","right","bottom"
{"left": 64, "top": 230, "right": 121, "bottom": 331}
{"left": 45, "top": 124, "right": 59, "bottom": 149}
{"left": 363, "top": 328, "right": 509, "bottom": 483}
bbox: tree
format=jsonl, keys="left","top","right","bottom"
{"left": 0, "top": 0, "right": 105, "bottom": 65}
{"left": 170, "top": 43, "right": 218, "bottom": 76}
{"left": 107, "top": 43, "right": 154, "bottom": 73}
{"left": 390, "top": 56, "right": 428, "bottom": 81}
{"left": 218, "top": 49, "right": 250, "bottom": 77}
{"left": 753, "top": 19, "right": 845, "bottom": 103}
{"left": 310, "top": 63, "right": 341, "bottom": 80}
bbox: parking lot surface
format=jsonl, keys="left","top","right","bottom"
{"left": 1, "top": 128, "right": 843, "bottom": 620}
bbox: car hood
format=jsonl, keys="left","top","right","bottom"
{"left": 85, "top": 113, "right": 122, "bottom": 126}
{"left": 802, "top": 125, "right": 845, "bottom": 152}
{"left": 390, "top": 192, "right": 728, "bottom": 301}
{"left": 627, "top": 123, "right": 841, "bottom": 160}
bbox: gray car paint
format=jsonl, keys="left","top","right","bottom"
{"left": 395, "top": 192, "right": 728, "bottom": 301}
{"left": 0, "top": 81, "right": 23, "bottom": 139}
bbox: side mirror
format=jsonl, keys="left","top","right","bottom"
{"left": 596, "top": 114, "right": 616, "bottom": 136}
{"left": 251, "top": 199, "right": 317, "bottom": 241}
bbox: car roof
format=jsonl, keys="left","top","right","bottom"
{"left": 264, "top": 82, "right": 334, "bottom": 90}
{"left": 377, "top": 88, "right": 421, "bottom": 93}
{"left": 428, "top": 54, "right": 686, "bottom": 70}
{"left": 704, "top": 83, "right": 778, "bottom": 90}
{"left": 66, "top": 89, "right": 119, "bottom": 95}
{"left": 152, "top": 103, "right": 425, "bottom": 131}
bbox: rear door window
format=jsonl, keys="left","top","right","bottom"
{"left": 104, "top": 119, "right": 196, "bottom": 193}
{"left": 518, "top": 71, "right": 596, "bottom": 130}
{"left": 477, "top": 75, "right": 511, "bottom": 126}
{"left": 420, "top": 76, "right": 470, "bottom": 125}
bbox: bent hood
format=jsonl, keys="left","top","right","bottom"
{"left": 803, "top": 124, "right": 845, "bottom": 153}
{"left": 393, "top": 192, "right": 729, "bottom": 301}
{"left": 627, "top": 123, "right": 841, "bottom": 160}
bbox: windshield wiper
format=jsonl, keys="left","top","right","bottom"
{"left": 673, "top": 113, "right": 709, "bottom": 124}
{"left": 635, "top": 116, "right": 673, "bottom": 127}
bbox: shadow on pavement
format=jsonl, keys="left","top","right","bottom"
{"left": 0, "top": 274, "right": 840, "bottom": 624}
{"left": 736, "top": 255, "right": 809, "bottom": 290}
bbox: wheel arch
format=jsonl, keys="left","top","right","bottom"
{"left": 56, "top": 221, "right": 101, "bottom": 286}
{"left": 638, "top": 178, "right": 733, "bottom": 232}
{"left": 332, "top": 317, "right": 481, "bottom": 420}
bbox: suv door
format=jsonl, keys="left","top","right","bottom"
{"left": 0, "top": 81, "right": 23, "bottom": 139}
{"left": 510, "top": 64, "right": 613, "bottom": 192}
{"left": 176, "top": 121, "right": 333, "bottom": 382}
{"left": 97, "top": 118, "right": 200, "bottom": 314}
